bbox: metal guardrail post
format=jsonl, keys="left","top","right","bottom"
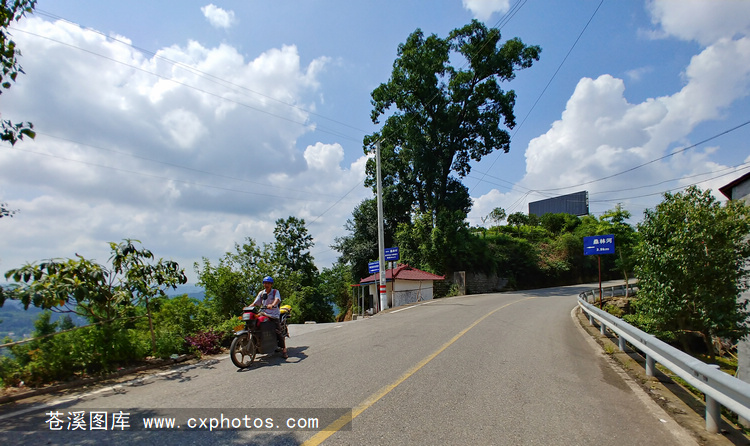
{"left": 645, "top": 355, "right": 655, "bottom": 377}
{"left": 706, "top": 364, "right": 722, "bottom": 433}
{"left": 600, "top": 322, "right": 607, "bottom": 335}
{"left": 618, "top": 335, "right": 628, "bottom": 352}
{"left": 706, "top": 394, "right": 723, "bottom": 435}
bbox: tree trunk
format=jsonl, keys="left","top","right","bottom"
{"left": 702, "top": 331, "right": 716, "bottom": 362}
{"left": 146, "top": 296, "right": 156, "bottom": 355}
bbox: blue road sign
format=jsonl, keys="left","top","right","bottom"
{"left": 384, "top": 247, "right": 400, "bottom": 261}
{"left": 368, "top": 261, "right": 380, "bottom": 274}
{"left": 584, "top": 235, "right": 615, "bottom": 255}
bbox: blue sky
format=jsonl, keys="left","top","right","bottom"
{"left": 1, "top": 0, "right": 749, "bottom": 282}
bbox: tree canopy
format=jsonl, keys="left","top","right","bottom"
{"left": 365, "top": 21, "right": 540, "bottom": 216}
{"left": 362, "top": 20, "right": 540, "bottom": 274}
{"left": 632, "top": 186, "right": 750, "bottom": 359}
{"left": 1, "top": 240, "right": 188, "bottom": 322}
{"left": 273, "top": 216, "right": 317, "bottom": 287}
{"left": 196, "top": 218, "right": 335, "bottom": 324}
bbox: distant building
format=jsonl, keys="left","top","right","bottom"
{"left": 719, "top": 171, "right": 750, "bottom": 203}
{"left": 720, "top": 171, "right": 750, "bottom": 427}
{"left": 528, "top": 191, "right": 589, "bottom": 217}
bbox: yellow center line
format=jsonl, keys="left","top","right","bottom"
{"left": 302, "top": 296, "right": 536, "bottom": 445}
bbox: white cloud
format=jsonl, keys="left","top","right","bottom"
{"left": 625, "top": 66, "right": 653, "bottom": 82}
{"left": 304, "top": 142, "right": 344, "bottom": 171}
{"left": 0, "top": 16, "right": 365, "bottom": 282}
{"left": 647, "top": 0, "right": 750, "bottom": 46}
{"left": 462, "top": 0, "right": 511, "bottom": 22}
{"left": 161, "top": 108, "right": 207, "bottom": 149}
{"left": 470, "top": 3, "right": 750, "bottom": 223}
{"left": 201, "top": 4, "right": 236, "bottom": 29}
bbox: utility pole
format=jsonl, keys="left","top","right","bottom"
{"left": 375, "top": 141, "right": 388, "bottom": 311}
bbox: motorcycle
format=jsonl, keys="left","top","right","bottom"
{"left": 230, "top": 304, "right": 291, "bottom": 368}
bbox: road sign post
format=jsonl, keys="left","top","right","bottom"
{"left": 583, "top": 235, "right": 615, "bottom": 308}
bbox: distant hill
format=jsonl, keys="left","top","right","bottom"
{"left": 166, "top": 284, "right": 205, "bottom": 300}
{"left": 0, "top": 300, "right": 88, "bottom": 341}
{"left": 0, "top": 284, "right": 205, "bottom": 341}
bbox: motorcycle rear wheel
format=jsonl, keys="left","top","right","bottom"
{"left": 230, "top": 333, "right": 257, "bottom": 368}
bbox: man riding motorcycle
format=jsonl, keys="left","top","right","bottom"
{"left": 251, "top": 276, "right": 288, "bottom": 359}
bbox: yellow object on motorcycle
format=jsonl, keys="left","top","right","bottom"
{"left": 280, "top": 305, "right": 291, "bottom": 314}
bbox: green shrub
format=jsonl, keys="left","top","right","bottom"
{"left": 604, "top": 304, "right": 624, "bottom": 318}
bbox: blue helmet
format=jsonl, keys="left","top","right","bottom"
{"left": 262, "top": 276, "right": 274, "bottom": 284}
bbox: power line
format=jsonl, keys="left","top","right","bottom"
{"left": 32, "top": 9, "right": 372, "bottom": 139}
{"left": 33, "top": 131, "right": 353, "bottom": 200}
{"left": 588, "top": 164, "right": 750, "bottom": 203}
{"left": 470, "top": 0, "right": 605, "bottom": 194}
{"left": 12, "top": 27, "right": 364, "bottom": 144}
{"left": 4, "top": 144, "right": 363, "bottom": 206}
{"left": 537, "top": 118, "right": 750, "bottom": 193}
{"left": 588, "top": 161, "right": 750, "bottom": 196}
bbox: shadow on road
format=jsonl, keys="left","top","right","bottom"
{"left": 235, "top": 346, "right": 309, "bottom": 373}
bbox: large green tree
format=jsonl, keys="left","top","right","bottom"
{"left": 365, "top": 20, "right": 540, "bottom": 214}
{"left": 333, "top": 198, "right": 389, "bottom": 281}
{"left": 1, "top": 0, "right": 36, "bottom": 145}
{"left": 364, "top": 20, "right": 540, "bottom": 273}
{"left": 273, "top": 216, "right": 318, "bottom": 287}
{"left": 633, "top": 186, "right": 750, "bottom": 359}
{"left": 195, "top": 237, "right": 294, "bottom": 320}
{"left": 597, "top": 204, "right": 639, "bottom": 293}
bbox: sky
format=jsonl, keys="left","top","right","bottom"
{"left": 1, "top": 0, "right": 749, "bottom": 284}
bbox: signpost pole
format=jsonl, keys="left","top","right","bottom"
{"left": 375, "top": 141, "right": 387, "bottom": 311}
{"left": 598, "top": 255, "right": 603, "bottom": 309}
{"left": 583, "top": 235, "right": 614, "bottom": 310}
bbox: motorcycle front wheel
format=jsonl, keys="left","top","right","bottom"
{"left": 230, "top": 333, "right": 257, "bottom": 368}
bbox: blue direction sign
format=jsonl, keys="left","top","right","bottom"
{"left": 368, "top": 261, "right": 380, "bottom": 274}
{"left": 584, "top": 235, "right": 615, "bottom": 255}
{"left": 384, "top": 247, "right": 400, "bottom": 261}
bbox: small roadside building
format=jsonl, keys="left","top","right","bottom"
{"left": 360, "top": 264, "right": 445, "bottom": 310}
{"left": 720, "top": 171, "right": 750, "bottom": 427}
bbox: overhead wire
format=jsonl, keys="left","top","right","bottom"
{"left": 10, "top": 5, "right": 746, "bottom": 246}
{"left": 9, "top": 9, "right": 375, "bottom": 264}
{"left": 33, "top": 9, "right": 372, "bottom": 139}
{"left": 588, "top": 160, "right": 750, "bottom": 196}
{"left": 5, "top": 144, "right": 363, "bottom": 205}
{"left": 24, "top": 3, "right": 539, "bottom": 229}
{"left": 31, "top": 131, "right": 357, "bottom": 200}
{"left": 11, "top": 27, "right": 363, "bottom": 144}
{"left": 535, "top": 118, "right": 750, "bottom": 193}
{"left": 469, "top": 0, "right": 605, "bottom": 195}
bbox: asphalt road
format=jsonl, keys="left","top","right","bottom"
{"left": 0, "top": 284, "right": 696, "bottom": 445}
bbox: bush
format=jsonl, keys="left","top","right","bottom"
{"left": 603, "top": 304, "right": 624, "bottom": 318}
{"left": 214, "top": 317, "right": 242, "bottom": 346}
{"left": 186, "top": 329, "right": 223, "bottom": 356}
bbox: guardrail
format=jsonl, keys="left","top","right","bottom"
{"left": 578, "top": 295, "right": 750, "bottom": 434}
{"left": 578, "top": 283, "right": 638, "bottom": 305}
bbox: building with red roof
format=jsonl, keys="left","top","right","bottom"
{"left": 360, "top": 264, "right": 445, "bottom": 310}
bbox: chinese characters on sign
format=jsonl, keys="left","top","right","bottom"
{"left": 583, "top": 235, "right": 615, "bottom": 256}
